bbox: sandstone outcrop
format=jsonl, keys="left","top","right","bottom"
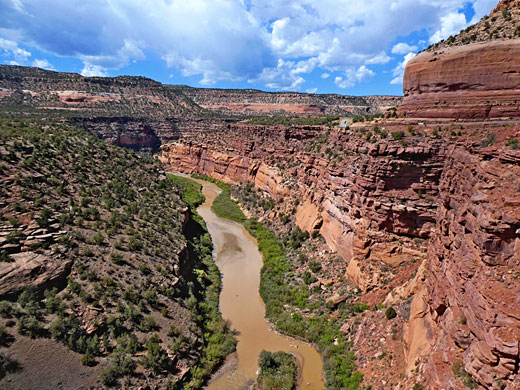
{"left": 161, "top": 117, "right": 520, "bottom": 388}
{"left": 399, "top": 40, "right": 520, "bottom": 120}
{"left": 180, "top": 86, "right": 401, "bottom": 117}
{"left": 0, "top": 66, "right": 397, "bottom": 151}
{"left": 400, "top": 1, "right": 520, "bottom": 121}
{"left": 160, "top": 123, "right": 442, "bottom": 295}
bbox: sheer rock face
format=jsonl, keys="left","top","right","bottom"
{"left": 160, "top": 120, "right": 520, "bottom": 389}
{"left": 421, "top": 145, "right": 520, "bottom": 388}
{"left": 399, "top": 40, "right": 520, "bottom": 120}
{"left": 160, "top": 123, "right": 444, "bottom": 293}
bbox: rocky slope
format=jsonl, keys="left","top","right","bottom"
{"left": 160, "top": 117, "right": 520, "bottom": 388}
{"left": 0, "top": 117, "right": 234, "bottom": 389}
{"left": 0, "top": 66, "right": 397, "bottom": 151}
{"left": 177, "top": 86, "right": 401, "bottom": 118}
{"left": 399, "top": 1, "right": 520, "bottom": 120}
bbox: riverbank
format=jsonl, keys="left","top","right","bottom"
{"left": 189, "top": 177, "right": 324, "bottom": 390}
{"left": 193, "top": 174, "right": 364, "bottom": 390}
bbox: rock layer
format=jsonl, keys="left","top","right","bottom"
{"left": 399, "top": 40, "right": 520, "bottom": 120}
{"left": 160, "top": 119, "right": 520, "bottom": 389}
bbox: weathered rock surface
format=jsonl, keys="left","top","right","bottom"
{"left": 399, "top": 40, "right": 520, "bottom": 120}
{"left": 0, "top": 65, "right": 397, "bottom": 151}
{"left": 160, "top": 118, "right": 520, "bottom": 389}
{"left": 160, "top": 123, "right": 442, "bottom": 294}
{"left": 400, "top": 1, "right": 520, "bottom": 121}
{"left": 180, "top": 86, "right": 402, "bottom": 117}
{"left": 0, "top": 251, "right": 72, "bottom": 296}
{"left": 419, "top": 143, "right": 520, "bottom": 388}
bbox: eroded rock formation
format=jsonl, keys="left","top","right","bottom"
{"left": 160, "top": 117, "right": 520, "bottom": 388}
{"left": 399, "top": 2, "right": 520, "bottom": 120}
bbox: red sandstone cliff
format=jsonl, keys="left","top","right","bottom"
{"left": 399, "top": 41, "right": 520, "bottom": 120}
{"left": 160, "top": 119, "right": 520, "bottom": 389}
{"left": 399, "top": 2, "right": 520, "bottom": 121}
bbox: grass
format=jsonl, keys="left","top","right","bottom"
{"left": 192, "top": 174, "right": 246, "bottom": 223}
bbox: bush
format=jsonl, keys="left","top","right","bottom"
{"left": 480, "top": 133, "right": 496, "bottom": 148}
{"left": 142, "top": 334, "right": 169, "bottom": 372}
{"left": 391, "top": 131, "right": 405, "bottom": 140}
{"left": 80, "top": 352, "right": 97, "bottom": 366}
{"left": 110, "top": 252, "right": 124, "bottom": 265}
{"left": 385, "top": 306, "right": 397, "bottom": 320}
{"left": 257, "top": 350, "right": 297, "bottom": 390}
{"left": 506, "top": 138, "right": 519, "bottom": 150}
{"left": 140, "top": 315, "right": 158, "bottom": 332}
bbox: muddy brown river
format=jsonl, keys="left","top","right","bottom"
{"left": 191, "top": 179, "right": 324, "bottom": 390}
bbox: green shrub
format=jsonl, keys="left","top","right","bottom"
{"left": 142, "top": 334, "right": 169, "bottom": 372}
{"left": 80, "top": 352, "right": 97, "bottom": 366}
{"left": 385, "top": 306, "right": 397, "bottom": 320}
{"left": 480, "top": 133, "right": 496, "bottom": 148}
{"left": 391, "top": 131, "right": 405, "bottom": 140}
{"left": 506, "top": 138, "right": 519, "bottom": 150}
{"left": 257, "top": 350, "right": 297, "bottom": 390}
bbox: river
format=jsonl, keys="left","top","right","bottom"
{"left": 191, "top": 178, "right": 324, "bottom": 390}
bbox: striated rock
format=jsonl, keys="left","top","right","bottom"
{"left": 160, "top": 123, "right": 443, "bottom": 295}
{"left": 400, "top": 41, "right": 520, "bottom": 120}
{"left": 418, "top": 143, "right": 520, "bottom": 389}
{"left": 0, "top": 251, "right": 72, "bottom": 296}
{"left": 161, "top": 116, "right": 520, "bottom": 389}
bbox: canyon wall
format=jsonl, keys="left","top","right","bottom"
{"left": 160, "top": 120, "right": 520, "bottom": 388}
{"left": 399, "top": 2, "right": 520, "bottom": 121}
{"left": 0, "top": 65, "right": 398, "bottom": 151}
{"left": 399, "top": 41, "right": 520, "bottom": 120}
{"left": 160, "top": 123, "right": 443, "bottom": 293}
{"left": 179, "top": 86, "right": 402, "bottom": 117}
{"left": 421, "top": 144, "right": 520, "bottom": 388}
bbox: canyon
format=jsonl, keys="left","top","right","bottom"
{"left": 1, "top": 1, "right": 520, "bottom": 389}
{"left": 0, "top": 66, "right": 397, "bottom": 152}
{"left": 159, "top": 2, "right": 520, "bottom": 388}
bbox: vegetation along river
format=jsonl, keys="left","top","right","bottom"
{"left": 191, "top": 178, "right": 325, "bottom": 390}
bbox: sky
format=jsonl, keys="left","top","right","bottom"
{"left": 0, "top": 0, "right": 498, "bottom": 96}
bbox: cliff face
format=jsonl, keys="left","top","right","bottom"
{"left": 160, "top": 119, "right": 520, "bottom": 388}
{"left": 422, "top": 144, "right": 520, "bottom": 388}
{"left": 160, "top": 123, "right": 442, "bottom": 295}
{"left": 179, "top": 86, "right": 401, "bottom": 117}
{"left": 0, "top": 66, "right": 397, "bottom": 151}
{"left": 399, "top": 41, "right": 520, "bottom": 120}
{"left": 399, "top": 1, "right": 520, "bottom": 120}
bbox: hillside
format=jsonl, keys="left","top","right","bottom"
{"left": 427, "top": 0, "right": 520, "bottom": 51}
{"left": 0, "top": 116, "right": 234, "bottom": 389}
{"left": 0, "top": 66, "right": 399, "bottom": 151}
{"left": 176, "top": 86, "right": 400, "bottom": 118}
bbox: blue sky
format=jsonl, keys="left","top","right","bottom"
{"left": 0, "top": 0, "right": 498, "bottom": 96}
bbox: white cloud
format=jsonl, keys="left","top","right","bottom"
{"left": 321, "top": 72, "right": 330, "bottom": 79}
{"left": 81, "top": 64, "right": 108, "bottom": 77}
{"left": 390, "top": 52, "right": 416, "bottom": 85}
{"left": 429, "top": 12, "right": 468, "bottom": 44}
{"left": 0, "top": 37, "right": 31, "bottom": 63}
{"left": 471, "top": 0, "right": 499, "bottom": 23}
{"left": 0, "top": 0, "right": 499, "bottom": 91}
{"left": 335, "top": 65, "right": 375, "bottom": 89}
{"left": 392, "top": 42, "right": 418, "bottom": 55}
{"left": 32, "top": 58, "right": 54, "bottom": 70}
{"left": 306, "top": 88, "right": 318, "bottom": 94}
{"left": 248, "top": 58, "right": 306, "bottom": 90}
